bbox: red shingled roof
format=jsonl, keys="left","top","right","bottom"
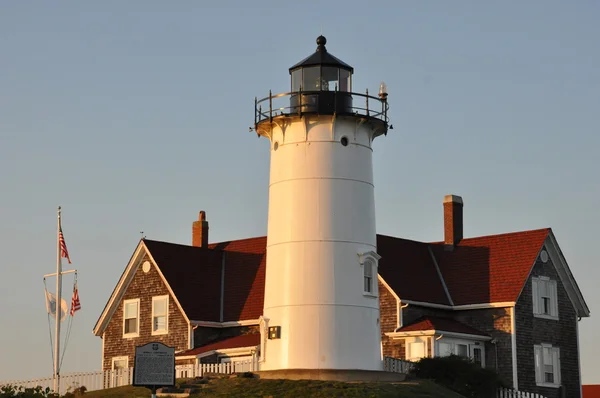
{"left": 144, "top": 240, "right": 224, "bottom": 322}
{"left": 145, "top": 229, "right": 550, "bottom": 323}
{"left": 211, "top": 237, "right": 266, "bottom": 321}
{"left": 176, "top": 333, "right": 260, "bottom": 357}
{"left": 397, "top": 316, "right": 489, "bottom": 337}
{"left": 377, "top": 235, "right": 451, "bottom": 305}
{"left": 430, "top": 228, "right": 550, "bottom": 305}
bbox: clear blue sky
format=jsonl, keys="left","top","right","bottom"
{"left": 1, "top": 0, "right": 599, "bottom": 384}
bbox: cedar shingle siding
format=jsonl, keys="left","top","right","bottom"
{"left": 102, "top": 256, "right": 189, "bottom": 370}
{"left": 515, "top": 247, "right": 581, "bottom": 398}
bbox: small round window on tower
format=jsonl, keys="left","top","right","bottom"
{"left": 340, "top": 136, "right": 349, "bottom": 146}
{"left": 274, "top": 142, "right": 279, "bottom": 151}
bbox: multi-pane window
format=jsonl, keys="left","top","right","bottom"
{"left": 532, "top": 277, "right": 558, "bottom": 320}
{"left": 152, "top": 295, "right": 168, "bottom": 334}
{"left": 364, "top": 260, "right": 373, "bottom": 293}
{"left": 473, "top": 347, "right": 482, "bottom": 366}
{"left": 123, "top": 299, "right": 139, "bottom": 337}
{"left": 534, "top": 344, "right": 560, "bottom": 387}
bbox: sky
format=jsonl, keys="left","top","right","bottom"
{"left": 1, "top": 0, "right": 599, "bottom": 385}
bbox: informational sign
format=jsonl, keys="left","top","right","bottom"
{"left": 133, "top": 342, "right": 175, "bottom": 388}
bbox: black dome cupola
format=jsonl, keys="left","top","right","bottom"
{"left": 289, "top": 36, "right": 353, "bottom": 92}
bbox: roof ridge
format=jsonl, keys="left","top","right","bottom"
{"left": 428, "top": 227, "right": 551, "bottom": 244}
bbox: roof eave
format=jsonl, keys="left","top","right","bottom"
{"left": 385, "top": 329, "right": 491, "bottom": 341}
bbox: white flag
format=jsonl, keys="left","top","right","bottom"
{"left": 45, "top": 290, "right": 68, "bottom": 322}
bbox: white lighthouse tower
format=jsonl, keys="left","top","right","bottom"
{"left": 254, "top": 36, "right": 390, "bottom": 372}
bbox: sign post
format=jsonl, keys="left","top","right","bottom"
{"left": 133, "top": 342, "right": 175, "bottom": 398}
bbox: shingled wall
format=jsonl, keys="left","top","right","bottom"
{"left": 102, "top": 255, "right": 189, "bottom": 370}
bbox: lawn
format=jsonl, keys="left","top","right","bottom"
{"left": 83, "top": 378, "right": 464, "bottom": 398}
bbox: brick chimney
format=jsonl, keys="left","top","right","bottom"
{"left": 443, "top": 195, "right": 463, "bottom": 249}
{"left": 192, "top": 211, "right": 209, "bottom": 247}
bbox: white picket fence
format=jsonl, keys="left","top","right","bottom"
{"left": 0, "top": 368, "right": 133, "bottom": 393}
{"left": 497, "top": 387, "right": 549, "bottom": 398}
{"left": 382, "top": 356, "right": 414, "bottom": 374}
{"left": 0, "top": 360, "right": 257, "bottom": 394}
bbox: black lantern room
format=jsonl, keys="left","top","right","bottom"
{"left": 254, "top": 36, "right": 389, "bottom": 133}
{"left": 289, "top": 36, "right": 354, "bottom": 114}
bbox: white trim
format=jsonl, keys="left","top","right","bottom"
{"left": 511, "top": 306, "right": 518, "bottom": 390}
{"left": 151, "top": 295, "right": 169, "bottom": 335}
{"left": 378, "top": 276, "right": 402, "bottom": 331}
{"left": 123, "top": 298, "right": 140, "bottom": 338}
{"left": 428, "top": 246, "right": 454, "bottom": 306}
{"left": 190, "top": 319, "right": 260, "bottom": 328}
{"left": 400, "top": 299, "right": 515, "bottom": 311}
{"left": 101, "top": 332, "right": 105, "bottom": 370}
{"left": 545, "top": 233, "right": 590, "bottom": 317}
{"left": 577, "top": 319, "right": 582, "bottom": 398}
{"left": 358, "top": 250, "right": 382, "bottom": 264}
{"left": 386, "top": 329, "right": 491, "bottom": 342}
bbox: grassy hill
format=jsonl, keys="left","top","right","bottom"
{"left": 83, "top": 378, "right": 464, "bottom": 398}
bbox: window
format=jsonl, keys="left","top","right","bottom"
{"left": 364, "top": 260, "right": 374, "bottom": 294}
{"left": 152, "top": 295, "right": 168, "bottom": 335}
{"left": 472, "top": 347, "right": 482, "bottom": 366}
{"left": 532, "top": 277, "right": 558, "bottom": 320}
{"left": 407, "top": 341, "right": 426, "bottom": 362}
{"left": 456, "top": 344, "right": 468, "bottom": 357}
{"left": 534, "top": 344, "right": 560, "bottom": 387}
{"left": 111, "top": 357, "right": 129, "bottom": 387}
{"left": 436, "top": 339, "right": 485, "bottom": 367}
{"left": 358, "top": 251, "right": 380, "bottom": 297}
{"left": 123, "top": 299, "right": 140, "bottom": 337}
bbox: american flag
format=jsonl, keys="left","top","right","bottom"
{"left": 59, "top": 226, "right": 71, "bottom": 264}
{"left": 70, "top": 285, "right": 81, "bottom": 316}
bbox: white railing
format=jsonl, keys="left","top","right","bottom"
{"left": 0, "top": 360, "right": 258, "bottom": 394}
{"left": 175, "top": 358, "right": 258, "bottom": 379}
{"left": 383, "top": 356, "right": 414, "bottom": 374}
{"left": 498, "top": 387, "right": 549, "bottom": 398}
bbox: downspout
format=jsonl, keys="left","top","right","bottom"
{"left": 433, "top": 334, "right": 444, "bottom": 358}
{"left": 511, "top": 306, "right": 518, "bottom": 390}
{"left": 258, "top": 316, "right": 269, "bottom": 363}
{"left": 394, "top": 302, "right": 409, "bottom": 332}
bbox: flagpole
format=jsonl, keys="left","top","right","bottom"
{"left": 54, "top": 206, "right": 62, "bottom": 395}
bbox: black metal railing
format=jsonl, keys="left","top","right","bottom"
{"left": 254, "top": 89, "right": 389, "bottom": 128}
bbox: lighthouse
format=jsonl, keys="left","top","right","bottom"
{"left": 254, "top": 36, "right": 390, "bottom": 372}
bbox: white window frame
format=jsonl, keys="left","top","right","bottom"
{"left": 152, "top": 295, "right": 169, "bottom": 335}
{"left": 358, "top": 251, "right": 381, "bottom": 298}
{"left": 534, "top": 344, "right": 561, "bottom": 388}
{"left": 122, "top": 298, "right": 140, "bottom": 338}
{"left": 364, "top": 260, "right": 374, "bottom": 294}
{"left": 532, "top": 276, "right": 559, "bottom": 320}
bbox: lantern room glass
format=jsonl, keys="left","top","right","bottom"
{"left": 291, "top": 67, "right": 352, "bottom": 92}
